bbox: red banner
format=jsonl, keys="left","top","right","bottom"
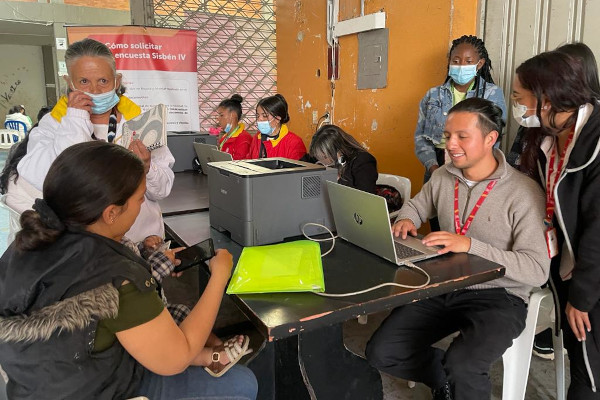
{"left": 67, "top": 27, "right": 197, "bottom": 72}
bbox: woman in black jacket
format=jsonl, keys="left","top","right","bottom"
{"left": 308, "top": 124, "right": 378, "bottom": 193}
{"left": 0, "top": 141, "right": 257, "bottom": 400}
{"left": 514, "top": 49, "right": 600, "bottom": 399}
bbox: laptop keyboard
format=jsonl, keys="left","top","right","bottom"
{"left": 394, "top": 242, "right": 425, "bottom": 259}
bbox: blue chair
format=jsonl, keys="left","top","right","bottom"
{"left": 4, "top": 121, "right": 27, "bottom": 140}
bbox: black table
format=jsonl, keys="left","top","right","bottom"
{"left": 163, "top": 212, "right": 506, "bottom": 400}
{"left": 158, "top": 171, "right": 209, "bottom": 216}
{"left": 163, "top": 212, "right": 210, "bottom": 246}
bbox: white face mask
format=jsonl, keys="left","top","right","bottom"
{"left": 512, "top": 102, "right": 541, "bottom": 128}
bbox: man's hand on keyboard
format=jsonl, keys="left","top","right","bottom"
{"left": 392, "top": 219, "right": 417, "bottom": 239}
{"left": 421, "top": 231, "right": 471, "bottom": 254}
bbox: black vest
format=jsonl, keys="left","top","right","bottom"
{"left": 0, "top": 231, "right": 158, "bottom": 399}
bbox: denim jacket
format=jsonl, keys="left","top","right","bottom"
{"left": 414, "top": 77, "right": 507, "bottom": 174}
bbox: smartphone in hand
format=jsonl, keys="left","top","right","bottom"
{"left": 173, "top": 238, "right": 216, "bottom": 273}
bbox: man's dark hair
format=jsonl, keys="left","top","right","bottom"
{"left": 448, "top": 97, "right": 505, "bottom": 143}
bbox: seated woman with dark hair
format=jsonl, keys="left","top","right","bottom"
{"left": 308, "top": 124, "right": 378, "bottom": 193}
{"left": 0, "top": 141, "right": 257, "bottom": 400}
{"left": 248, "top": 94, "right": 307, "bottom": 160}
{"left": 215, "top": 94, "right": 252, "bottom": 160}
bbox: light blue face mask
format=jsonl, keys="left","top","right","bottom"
{"left": 87, "top": 89, "right": 120, "bottom": 114}
{"left": 448, "top": 64, "right": 478, "bottom": 85}
{"left": 223, "top": 123, "right": 232, "bottom": 133}
{"left": 257, "top": 120, "right": 274, "bottom": 135}
{"left": 70, "top": 79, "right": 120, "bottom": 114}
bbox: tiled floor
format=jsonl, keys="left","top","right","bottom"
{"left": 0, "top": 148, "right": 569, "bottom": 399}
{"left": 343, "top": 310, "right": 568, "bottom": 399}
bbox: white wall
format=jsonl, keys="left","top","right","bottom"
{"left": 0, "top": 45, "right": 46, "bottom": 125}
{"left": 482, "top": 0, "right": 600, "bottom": 150}
{"left": 0, "top": 1, "right": 131, "bottom": 117}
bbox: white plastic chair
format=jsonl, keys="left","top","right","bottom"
{"left": 4, "top": 121, "right": 27, "bottom": 136}
{"left": 406, "top": 288, "right": 566, "bottom": 399}
{"left": 0, "top": 129, "right": 23, "bottom": 150}
{"left": 376, "top": 173, "right": 411, "bottom": 218}
{"left": 502, "top": 287, "right": 565, "bottom": 400}
{"left": 0, "top": 195, "right": 22, "bottom": 245}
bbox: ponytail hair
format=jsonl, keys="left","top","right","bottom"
{"left": 218, "top": 94, "right": 243, "bottom": 120}
{"left": 15, "top": 141, "right": 145, "bottom": 251}
{"left": 16, "top": 199, "right": 66, "bottom": 251}
{"left": 257, "top": 93, "right": 290, "bottom": 124}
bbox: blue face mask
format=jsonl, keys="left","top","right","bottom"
{"left": 448, "top": 64, "right": 478, "bottom": 85}
{"left": 70, "top": 79, "right": 120, "bottom": 114}
{"left": 223, "top": 123, "right": 232, "bottom": 133}
{"left": 87, "top": 89, "right": 120, "bottom": 114}
{"left": 257, "top": 120, "right": 274, "bottom": 135}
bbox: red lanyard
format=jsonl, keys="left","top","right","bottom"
{"left": 454, "top": 178, "right": 497, "bottom": 236}
{"left": 545, "top": 129, "right": 574, "bottom": 224}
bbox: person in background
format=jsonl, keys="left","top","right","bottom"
{"left": 4, "top": 105, "right": 32, "bottom": 132}
{"left": 215, "top": 94, "right": 252, "bottom": 160}
{"left": 0, "top": 105, "right": 53, "bottom": 195}
{"left": 508, "top": 42, "right": 600, "bottom": 361}
{"left": 1, "top": 105, "right": 54, "bottom": 244}
{"left": 366, "top": 98, "right": 549, "bottom": 400}
{"left": 0, "top": 141, "right": 257, "bottom": 400}
{"left": 513, "top": 49, "right": 600, "bottom": 398}
{"left": 414, "top": 35, "right": 506, "bottom": 231}
{"left": 9, "top": 38, "right": 174, "bottom": 242}
{"left": 248, "top": 93, "right": 307, "bottom": 160}
{"left": 308, "top": 124, "right": 378, "bottom": 193}
{"left": 508, "top": 42, "right": 600, "bottom": 171}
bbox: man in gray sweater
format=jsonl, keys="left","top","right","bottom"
{"left": 366, "top": 98, "right": 550, "bottom": 400}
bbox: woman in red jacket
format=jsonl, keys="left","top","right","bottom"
{"left": 248, "top": 94, "right": 307, "bottom": 160}
{"left": 216, "top": 94, "right": 252, "bottom": 160}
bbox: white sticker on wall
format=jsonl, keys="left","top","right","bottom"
{"left": 58, "top": 61, "right": 67, "bottom": 76}
{"left": 56, "top": 38, "right": 67, "bottom": 50}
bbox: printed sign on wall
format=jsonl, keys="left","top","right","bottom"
{"left": 67, "top": 26, "right": 199, "bottom": 132}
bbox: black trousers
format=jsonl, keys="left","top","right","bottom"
{"left": 552, "top": 270, "right": 600, "bottom": 399}
{"left": 366, "top": 288, "right": 526, "bottom": 400}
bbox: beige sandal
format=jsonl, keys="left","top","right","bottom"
{"left": 204, "top": 335, "right": 252, "bottom": 378}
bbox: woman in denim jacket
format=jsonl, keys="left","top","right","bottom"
{"left": 415, "top": 35, "right": 507, "bottom": 184}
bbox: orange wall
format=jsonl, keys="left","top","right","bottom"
{"left": 64, "top": 0, "right": 129, "bottom": 10}
{"left": 9, "top": 0, "right": 130, "bottom": 10}
{"left": 276, "top": 0, "right": 478, "bottom": 196}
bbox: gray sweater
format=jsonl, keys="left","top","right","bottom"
{"left": 398, "top": 149, "right": 550, "bottom": 302}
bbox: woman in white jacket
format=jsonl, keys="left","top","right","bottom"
{"left": 7, "top": 38, "right": 174, "bottom": 242}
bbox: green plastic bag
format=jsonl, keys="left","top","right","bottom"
{"left": 226, "top": 240, "right": 325, "bottom": 294}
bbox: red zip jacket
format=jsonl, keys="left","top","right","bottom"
{"left": 248, "top": 124, "right": 307, "bottom": 160}
{"left": 218, "top": 123, "right": 252, "bottom": 160}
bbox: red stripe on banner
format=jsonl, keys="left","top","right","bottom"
{"left": 85, "top": 31, "right": 197, "bottom": 72}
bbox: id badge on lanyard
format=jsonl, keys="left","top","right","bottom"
{"left": 545, "top": 227, "right": 559, "bottom": 258}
